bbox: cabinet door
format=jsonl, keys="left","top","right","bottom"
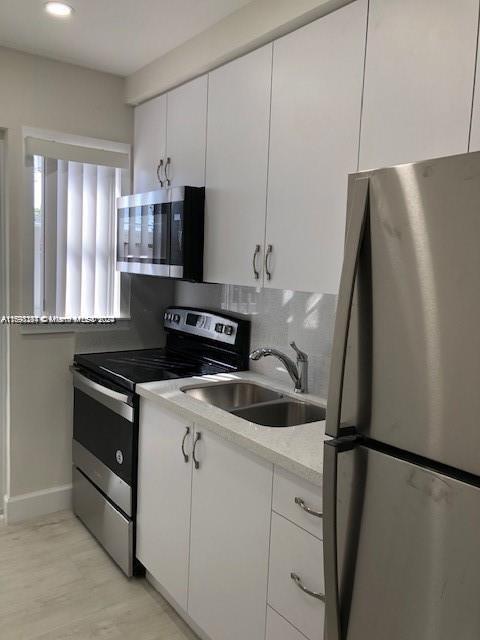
{"left": 360, "top": 0, "right": 478, "bottom": 170}
{"left": 134, "top": 94, "right": 167, "bottom": 192}
{"left": 188, "top": 428, "right": 273, "bottom": 640}
{"left": 136, "top": 400, "right": 192, "bottom": 610}
{"left": 166, "top": 76, "right": 208, "bottom": 187}
{"left": 266, "top": 607, "right": 309, "bottom": 640}
{"left": 204, "top": 45, "right": 272, "bottom": 287}
{"left": 265, "top": 2, "right": 367, "bottom": 294}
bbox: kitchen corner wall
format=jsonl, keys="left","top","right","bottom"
{"left": 0, "top": 46, "right": 176, "bottom": 521}
{"left": 175, "top": 282, "right": 337, "bottom": 401}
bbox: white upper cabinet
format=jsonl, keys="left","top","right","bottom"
{"left": 359, "top": 0, "right": 479, "bottom": 171}
{"left": 204, "top": 45, "right": 273, "bottom": 287}
{"left": 188, "top": 428, "right": 273, "bottom": 640}
{"left": 136, "top": 400, "right": 193, "bottom": 610}
{"left": 134, "top": 94, "right": 167, "bottom": 193}
{"left": 134, "top": 76, "right": 207, "bottom": 192}
{"left": 166, "top": 76, "right": 208, "bottom": 187}
{"left": 265, "top": 1, "right": 368, "bottom": 294}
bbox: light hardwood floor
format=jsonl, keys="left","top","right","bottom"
{"left": 0, "top": 510, "right": 198, "bottom": 640}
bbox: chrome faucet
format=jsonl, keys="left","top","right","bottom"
{"left": 249, "top": 342, "right": 309, "bottom": 394}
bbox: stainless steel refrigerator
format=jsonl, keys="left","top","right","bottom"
{"left": 324, "top": 151, "right": 480, "bottom": 640}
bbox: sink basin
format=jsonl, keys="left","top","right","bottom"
{"left": 231, "top": 399, "right": 326, "bottom": 427}
{"left": 182, "top": 381, "right": 284, "bottom": 411}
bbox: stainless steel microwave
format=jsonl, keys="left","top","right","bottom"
{"left": 116, "top": 186, "right": 204, "bottom": 281}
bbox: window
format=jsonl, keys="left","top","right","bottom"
{"left": 28, "top": 136, "right": 129, "bottom": 319}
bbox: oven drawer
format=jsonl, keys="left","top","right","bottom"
{"left": 73, "top": 440, "right": 132, "bottom": 516}
{"left": 73, "top": 468, "right": 133, "bottom": 576}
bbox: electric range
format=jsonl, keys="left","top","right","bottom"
{"left": 71, "top": 307, "right": 251, "bottom": 576}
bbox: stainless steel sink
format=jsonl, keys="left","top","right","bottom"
{"left": 231, "top": 399, "right": 326, "bottom": 427}
{"left": 181, "top": 381, "right": 325, "bottom": 427}
{"left": 182, "top": 381, "right": 284, "bottom": 411}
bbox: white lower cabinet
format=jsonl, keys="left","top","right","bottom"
{"left": 266, "top": 607, "right": 307, "bottom": 640}
{"left": 268, "top": 512, "right": 325, "bottom": 640}
{"left": 136, "top": 401, "right": 193, "bottom": 610}
{"left": 188, "top": 428, "right": 273, "bottom": 640}
{"left": 137, "top": 399, "right": 323, "bottom": 640}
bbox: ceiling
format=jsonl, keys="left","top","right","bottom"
{"left": 0, "top": 0, "right": 253, "bottom": 76}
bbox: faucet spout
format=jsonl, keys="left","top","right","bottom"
{"left": 249, "top": 343, "right": 308, "bottom": 394}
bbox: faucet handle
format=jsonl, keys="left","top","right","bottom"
{"left": 290, "top": 341, "right": 308, "bottom": 361}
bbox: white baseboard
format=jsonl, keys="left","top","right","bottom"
{"left": 4, "top": 484, "right": 72, "bottom": 525}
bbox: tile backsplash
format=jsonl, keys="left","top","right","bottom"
{"left": 175, "top": 282, "right": 337, "bottom": 401}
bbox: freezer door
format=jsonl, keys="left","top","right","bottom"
{"left": 324, "top": 441, "right": 480, "bottom": 640}
{"left": 328, "top": 151, "right": 480, "bottom": 476}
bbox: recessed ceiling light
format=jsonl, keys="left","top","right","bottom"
{"left": 44, "top": 2, "right": 73, "bottom": 18}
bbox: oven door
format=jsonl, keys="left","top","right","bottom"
{"left": 72, "top": 369, "right": 135, "bottom": 517}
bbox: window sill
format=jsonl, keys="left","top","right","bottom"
{"left": 18, "top": 317, "right": 132, "bottom": 335}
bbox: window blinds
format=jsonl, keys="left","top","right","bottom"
{"left": 34, "top": 154, "right": 124, "bottom": 318}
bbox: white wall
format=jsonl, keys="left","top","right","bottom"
{"left": 0, "top": 133, "right": 7, "bottom": 507}
{"left": 125, "top": 0, "right": 352, "bottom": 104}
{"left": 0, "top": 46, "right": 174, "bottom": 521}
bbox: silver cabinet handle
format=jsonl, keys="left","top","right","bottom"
{"left": 252, "top": 244, "right": 261, "bottom": 280}
{"left": 181, "top": 426, "right": 190, "bottom": 463}
{"left": 165, "top": 157, "right": 171, "bottom": 187}
{"left": 295, "top": 497, "right": 323, "bottom": 519}
{"left": 193, "top": 431, "right": 202, "bottom": 470}
{"left": 156, "top": 159, "right": 164, "bottom": 187}
{"left": 290, "top": 572, "right": 325, "bottom": 602}
{"left": 265, "top": 244, "right": 273, "bottom": 280}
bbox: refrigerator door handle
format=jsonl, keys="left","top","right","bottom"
{"left": 326, "top": 176, "right": 369, "bottom": 438}
{"left": 324, "top": 440, "right": 341, "bottom": 640}
{"left": 323, "top": 436, "right": 357, "bottom": 640}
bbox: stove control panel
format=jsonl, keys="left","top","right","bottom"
{"left": 164, "top": 307, "right": 238, "bottom": 345}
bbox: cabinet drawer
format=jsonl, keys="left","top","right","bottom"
{"left": 266, "top": 607, "right": 308, "bottom": 640}
{"left": 268, "top": 512, "right": 324, "bottom": 640}
{"left": 273, "top": 466, "right": 323, "bottom": 539}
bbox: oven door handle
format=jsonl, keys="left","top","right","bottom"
{"left": 71, "top": 367, "right": 134, "bottom": 422}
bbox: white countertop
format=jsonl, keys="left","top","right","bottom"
{"left": 136, "top": 371, "right": 328, "bottom": 486}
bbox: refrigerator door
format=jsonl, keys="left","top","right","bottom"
{"left": 327, "top": 151, "right": 480, "bottom": 476}
{"left": 324, "top": 440, "right": 480, "bottom": 640}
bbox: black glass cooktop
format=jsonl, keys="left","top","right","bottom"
{"left": 74, "top": 348, "right": 231, "bottom": 392}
